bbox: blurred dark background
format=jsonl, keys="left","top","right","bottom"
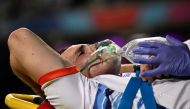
{"left": 1, "top": 0, "right": 190, "bottom": 108}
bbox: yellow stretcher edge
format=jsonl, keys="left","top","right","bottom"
{"left": 5, "top": 93, "right": 39, "bottom": 109}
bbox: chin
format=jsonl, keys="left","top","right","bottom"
{"left": 82, "top": 56, "right": 121, "bottom": 78}
{"left": 90, "top": 61, "right": 121, "bottom": 77}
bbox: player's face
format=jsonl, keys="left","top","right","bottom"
{"left": 60, "top": 43, "right": 121, "bottom": 78}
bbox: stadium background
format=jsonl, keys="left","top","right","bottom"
{"left": 0, "top": 0, "right": 190, "bottom": 108}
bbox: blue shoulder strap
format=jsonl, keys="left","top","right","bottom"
{"left": 118, "top": 65, "right": 157, "bottom": 109}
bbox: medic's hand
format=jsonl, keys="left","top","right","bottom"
{"left": 133, "top": 35, "right": 190, "bottom": 77}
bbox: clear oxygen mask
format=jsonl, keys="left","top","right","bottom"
{"left": 91, "top": 39, "right": 121, "bottom": 57}
{"left": 80, "top": 39, "right": 121, "bottom": 72}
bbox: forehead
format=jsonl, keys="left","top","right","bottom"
{"left": 60, "top": 44, "right": 97, "bottom": 64}
{"left": 68, "top": 44, "right": 87, "bottom": 51}
{"left": 62, "top": 44, "right": 84, "bottom": 54}
{"left": 59, "top": 44, "right": 84, "bottom": 54}
{"left": 59, "top": 44, "right": 83, "bottom": 62}
{"left": 61, "top": 43, "right": 96, "bottom": 55}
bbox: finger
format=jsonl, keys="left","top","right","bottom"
{"left": 166, "top": 35, "right": 183, "bottom": 46}
{"left": 138, "top": 41, "right": 164, "bottom": 48}
{"left": 133, "top": 48, "right": 158, "bottom": 55}
{"left": 140, "top": 67, "right": 162, "bottom": 77}
{"left": 133, "top": 58, "right": 157, "bottom": 64}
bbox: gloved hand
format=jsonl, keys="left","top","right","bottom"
{"left": 133, "top": 35, "right": 190, "bottom": 77}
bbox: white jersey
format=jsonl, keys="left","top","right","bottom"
{"left": 41, "top": 72, "right": 190, "bottom": 109}
{"left": 40, "top": 39, "right": 190, "bottom": 109}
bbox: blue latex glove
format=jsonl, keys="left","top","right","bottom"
{"left": 133, "top": 35, "right": 190, "bottom": 77}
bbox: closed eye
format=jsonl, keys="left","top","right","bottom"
{"left": 79, "top": 45, "right": 85, "bottom": 56}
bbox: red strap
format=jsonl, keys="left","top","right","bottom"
{"left": 38, "top": 66, "right": 79, "bottom": 86}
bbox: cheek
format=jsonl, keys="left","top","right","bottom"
{"left": 75, "top": 55, "right": 89, "bottom": 70}
{"left": 89, "top": 56, "right": 121, "bottom": 76}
